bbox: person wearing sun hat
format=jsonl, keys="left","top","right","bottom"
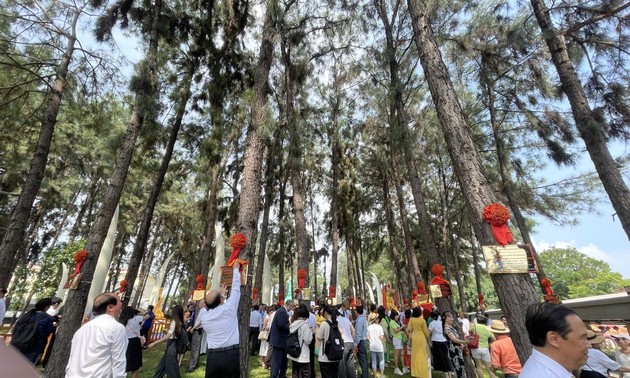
{"left": 489, "top": 319, "right": 521, "bottom": 378}
{"left": 581, "top": 330, "right": 630, "bottom": 378}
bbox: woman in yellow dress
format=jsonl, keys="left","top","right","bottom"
{"left": 406, "top": 307, "right": 430, "bottom": 378}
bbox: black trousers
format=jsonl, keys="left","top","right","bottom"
{"left": 249, "top": 327, "right": 260, "bottom": 355}
{"left": 140, "top": 327, "right": 151, "bottom": 347}
{"left": 292, "top": 360, "right": 311, "bottom": 378}
{"left": 205, "top": 345, "right": 239, "bottom": 378}
{"left": 308, "top": 337, "right": 315, "bottom": 377}
{"left": 153, "top": 340, "right": 180, "bottom": 378}
{"left": 271, "top": 346, "right": 288, "bottom": 378}
{"left": 319, "top": 361, "right": 340, "bottom": 378}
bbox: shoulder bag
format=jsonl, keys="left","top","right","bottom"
{"left": 467, "top": 324, "right": 479, "bottom": 349}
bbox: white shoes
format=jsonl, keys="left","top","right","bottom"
{"left": 394, "top": 367, "right": 404, "bottom": 375}
{"left": 402, "top": 367, "right": 410, "bottom": 374}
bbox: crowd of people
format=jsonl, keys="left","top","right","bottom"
{"left": 2, "top": 278, "right": 630, "bottom": 378}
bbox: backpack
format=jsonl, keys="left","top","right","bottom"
{"left": 286, "top": 325, "right": 303, "bottom": 358}
{"left": 11, "top": 310, "right": 38, "bottom": 352}
{"left": 324, "top": 320, "right": 344, "bottom": 361}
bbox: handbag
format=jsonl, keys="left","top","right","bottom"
{"left": 467, "top": 325, "right": 479, "bottom": 349}
{"left": 258, "top": 329, "right": 269, "bottom": 341}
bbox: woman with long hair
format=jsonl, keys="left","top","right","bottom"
{"left": 148, "top": 305, "right": 185, "bottom": 378}
{"left": 377, "top": 306, "right": 392, "bottom": 365}
{"left": 406, "top": 307, "right": 430, "bottom": 378}
{"left": 429, "top": 311, "right": 453, "bottom": 378}
{"left": 443, "top": 311, "right": 468, "bottom": 378}
{"left": 119, "top": 306, "right": 144, "bottom": 378}
{"left": 390, "top": 310, "right": 409, "bottom": 375}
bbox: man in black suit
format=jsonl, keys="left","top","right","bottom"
{"left": 269, "top": 299, "right": 294, "bottom": 378}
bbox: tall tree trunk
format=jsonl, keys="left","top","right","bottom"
{"left": 254, "top": 137, "right": 280, "bottom": 299}
{"left": 381, "top": 166, "right": 412, "bottom": 302}
{"left": 280, "top": 38, "right": 310, "bottom": 289}
{"left": 123, "top": 68, "right": 192, "bottom": 305}
{"left": 197, "top": 163, "right": 220, "bottom": 285}
{"left": 162, "top": 257, "right": 181, "bottom": 312}
{"left": 106, "top": 232, "right": 128, "bottom": 292}
{"left": 329, "top": 130, "right": 341, "bottom": 295}
{"left": 530, "top": 0, "right": 630, "bottom": 241}
{"left": 449, "top": 226, "right": 467, "bottom": 313}
{"left": 130, "top": 221, "right": 162, "bottom": 307}
{"left": 390, "top": 152, "right": 422, "bottom": 286}
{"left": 0, "top": 8, "right": 80, "bottom": 287}
{"left": 233, "top": 0, "right": 278, "bottom": 373}
{"left": 483, "top": 74, "right": 547, "bottom": 293}
{"left": 45, "top": 110, "right": 143, "bottom": 377}
{"left": 407, "top": 1, "right": 539, "bottom": 363}
{"left": 46, "top": 0, "right": 161, "bottom": 363}
{"left": 310, "top": 188, "right": 319, "bottom": 299}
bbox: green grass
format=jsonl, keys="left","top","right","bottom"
{"left": 139, "top": 345, "right": 454, "bottom": 377}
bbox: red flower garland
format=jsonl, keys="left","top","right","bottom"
{"left": 72, "top": 249, "right": 88, "bottom": 275}
{"left": 478, "top": 292, "right": 484, "bottom": 306}
{"left": 119, "top": 280, "right": 128, "bottom": 293}
{"left": 482, "top": 203, "right": 514, "bottom": 245}
{"left": 417, "top": 282, "right": 426, "bottom": 294}
{"left": 431, "top": 263, "right": 451, "bottom": 297}
{"left": 412, "top": 289, "right": 418, "bottom": 300}
{"left": 328, "top": 285, "right": 336, "bottom": 299}
{"left": 227, "top": 233, "right": 248, "bottom": 268}
{"left": 540, "top": 278, "right": 553, "bottom": 295}
{"left": 277, "top": 293, "right": 284, "bottom": 306}
{"left": 252, "top": 287, "right": 259, "bottom": 301}
{"left": 297, "top": 268, "right": 307, "bottom": 289}
{"left": 195, "top": 274, "right": 205, "bottom": 290}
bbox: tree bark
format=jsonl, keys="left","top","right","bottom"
{"left": 407, "top": 1, "right": 540, "bottom": 363}
{"left": 483, "top": 73, "right": 547, "bottom": 294}
{"left": 381, "top": 166, "right": 411, "bottom": 304}
{"left": 254, "top": 136, "right": 280, "bottom": 299}
{"left": 130, "top": 221, "right": 161, "bottom": 307}
{"left": 390, "top": 152, "right": 422, "bottom": 285}
{"left": 280, "top": 37, "right": 310, "bottom": 289}
{"left": 530, "top": 0, "right": 630, "bottom": 241}
{"left": 45, "top": 108, "right": 143, "bottom": 377}
{"left": 0, "top": 8, "right": 79, "bottom": 288}
{"left": 197, "top": 163, "right": 220, "bottom": 285}
{"left": 234, "top": 0, "right": 278, "bottom": 374}
{"left": 123, "top": 68, "right": 192, "bottom": 306}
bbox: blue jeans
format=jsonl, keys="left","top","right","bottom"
{"left": 370, "top": 351, "right": 384, "bottom": 370}
{"left": 356, "top": 340, "right": 369, "bottom": 378}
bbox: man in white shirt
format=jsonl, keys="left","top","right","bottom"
{"left": 198, "top": 261, "right": 241, "bottom": 378}
{"left": 250, "top": 304, "right": 263, "bottom": 356}
{"left": 65, "top": 292, "right": 127, "bottom": 378}
{"left": 186, "top": 301, "right": 206, "bottom": 372}
{"left": 459, "top": 311, "right": 470, "bottom": 336}
{"left": 521, "top": 302, "right": 590, "bottom": 378}
{"left": 0, "top": 288, "right": 7, "bottom": 326}
{"left": 337, "top": 312, "right": 356, "bottom": 378}
{"left": 582, "top": 330, "right": 630, "bottom": 377}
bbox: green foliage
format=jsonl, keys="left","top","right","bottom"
{"left": 32, "top": 240, "right": 86, "bottom": 299}
{"left": 462, "top": 271, "right": 500, "bottom": 311}
{"left": 539, "top": 247, "right": 630, "bottom": 299}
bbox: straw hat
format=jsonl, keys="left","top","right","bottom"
{"left": 368, "top": 313, "right": 379, "bottom": 323}
{"left": 489, "top": 320, "right": 510, "bottom": 334}
{"left": 586, "top": 330, "right": 605, "bottom": 345}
